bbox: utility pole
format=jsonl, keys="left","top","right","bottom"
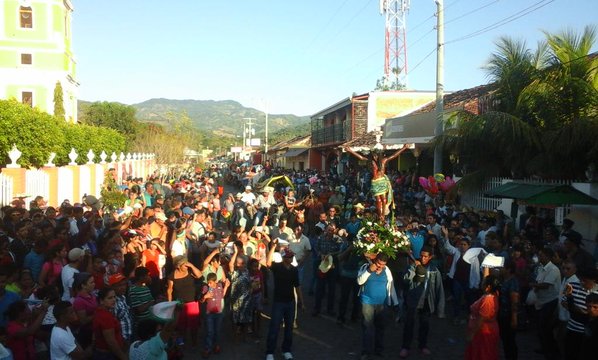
{"left": 433, "top": 0, "right": 444, "bottom": 174}
{"left": 243, "top": 117, "right": 256, "bottom": 148}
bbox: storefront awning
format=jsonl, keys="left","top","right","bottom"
{"left": 283, "top": 148, "right": 308, "bottom": 157}
{"left": 484, "top": 182, "right": 598, "bottom": 205}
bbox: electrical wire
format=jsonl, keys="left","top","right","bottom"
{"left": 444, "top": 0, "right": 500, "bottom": 26}
{"left": 446, "top": 0, "right": 555, "bottom": 45}
{"left": 408, "top": 47, "right": 437, "bottom": 74}
{"left": 303, "top": 0, "right": 351, "bottom": 53}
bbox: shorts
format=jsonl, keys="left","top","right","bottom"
{"left": 177, "top": 301, "right": 200, "bottom": 330}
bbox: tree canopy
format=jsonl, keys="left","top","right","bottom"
{"left": 436, "top": 26, "right": 598, "bottom": 184}
{"left": 80, "top": 101, "right": 139, "bottom": 136}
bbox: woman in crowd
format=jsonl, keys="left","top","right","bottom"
{"left": 38, "top": 244, "right": 67, "bottom": 286}
{"left": 229, "top": 244, "right": 253, "bottom": 336}
{"left": 166, "top": 256, "right": 203, "bottom": 348}
{"left": 92, "top": 287, "right": 127, "bottom": 360}
{"left": 72, "top": 273, "right": 97, "bottom": 349}
{"left": 465, "top": 275, "right": 500, "bottom": 360}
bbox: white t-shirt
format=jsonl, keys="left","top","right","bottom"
{"left": 50, "top": 326, "right": 76, "bottom": 360}
{"left": 289, "top": 234, "right": 312, "bottom": 262}
{"left": 171, "top": 238, "right": 186, "bottom": 258}
{"left": 61, "top": 265, "right": 79, "bottom": 301}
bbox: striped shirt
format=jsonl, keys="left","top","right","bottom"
{"left": 128, "top": 284, "right": 154, "bottom": 321}
{"left": 566, "top": 282, "right": 598, "bottom": 333}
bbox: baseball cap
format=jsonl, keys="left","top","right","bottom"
{"left": 68, "top": 248, "right": 85, "bottom": 262}
{"left": 235, "top": 192, "right": 243, "bottom": 198}
{"left": 245, "top": 185, "right": 252, "bottom": 190}
{"left": 155, "top": 212, "right": 167, "bottom": 221}
{"left": 182, "top": 207, "right": 194, "bottom": 215}
{"left": 108, "top": 273, "right": 127, "bottom": 286}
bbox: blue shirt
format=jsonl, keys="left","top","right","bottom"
{"left": 0, "top": 290, "right": 21, "bottom": 327}
{"left": 23, "top": 250, "right": 45, "bottom": 281}
{"left": 408, "top": 231, "right": 425, "bottom": 259}
{"left": 360, "top": 270, "right": 388, "bottom": 305}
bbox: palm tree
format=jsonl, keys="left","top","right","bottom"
{"left": 435, "top": 26, "right": 598, "bottom": 185}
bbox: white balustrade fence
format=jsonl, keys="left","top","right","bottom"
{"left": 0, "top": 173, "right": 14, "bottom": 209}
{"left": 1, "top": 149, "right": 156, "bottom": 208}
{"left": 57, "top": 167, "right": 74, "bottom": 205}
{"left": 25, "top": 169, "right": 50, "bottom": 209}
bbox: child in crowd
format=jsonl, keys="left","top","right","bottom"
{"left": 248, "top": 258, "right": 265, "bottom": 334}
{"left": 200, "top": 272, "right": 230, "bottom": 358}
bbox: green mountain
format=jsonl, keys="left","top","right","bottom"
{"left": 130, "top": 98, "right": 309, "bottom": 139}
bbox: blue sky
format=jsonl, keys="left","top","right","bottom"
{"left": 73, "top": 0, "right": 597, "bottom": 116}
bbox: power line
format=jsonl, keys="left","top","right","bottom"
{"left": 316, "top": 0, "right": 375, "bottom": 53}
{"left": 408, "top": 47, "right": 437, "bottom": 74}
{"left": 303, "top": 0, "right": 351, "bottom": 53}
{"left": 446, "top": 0, "right": 555, "bottom": 45}
{"left": 444, "top": 0, "right": 500, "bottom": 26}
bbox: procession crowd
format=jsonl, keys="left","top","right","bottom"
{"left": 0, "top": 162, "right": 597, "bottom": 360}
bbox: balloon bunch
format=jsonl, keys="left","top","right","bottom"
{"left": 418, "top": 173, "right": 456, "bottom": 197}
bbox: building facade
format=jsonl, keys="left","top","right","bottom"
{"left": 0, "top": 0, "right": 78, "bottom": 122}
{"left": 310, "top": 90, "right": 436, "bottom": 173}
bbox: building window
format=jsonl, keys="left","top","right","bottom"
{"left": 22, "top": 91, "right": 33, "bottom": 107}
{"left": 20, "top": 6, "right": 33, "bottom": 28}
{"left": 20, "top": 53, "right": 32, "bottom": 65}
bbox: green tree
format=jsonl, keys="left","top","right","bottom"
{"left": 80, "top": 101, "right": 139, "bottom": 136}
{"left": 53, "top": 81, "right": 65, "bottom": 120}
{"left": 436, "top": 26, "right": 598, "bottom": 185}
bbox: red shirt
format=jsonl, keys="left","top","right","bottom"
{"left": 7, "top": 321, "right": 35, "bottom": 360}
{"left": 143, "top": 249, "right": 160, "bottom": 277}
{"left": 92, "top": 307, "right": 124, "bottom": 351}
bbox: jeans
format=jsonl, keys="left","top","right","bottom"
{"left": 402, "top": 303, "right": 431, "bottom": 350}
{"left": 266, "top": 301, "right": 295, "bottom": 355}
{"left": 536, "top": 299, "right": 559, "bottom": 360}
{"left": 204, "top": 312, "right": 223, "bottom": 350}
{"left": 314, "top": 268, "right": 337, "bottom": 314}
{"left": 361, "top": 303, "right": 386, "bottom": 355}
{"left": 452, "top": 280, "right": 477, "bottom": 318}
{"left": 338, "top": 275, "right": 360, "bottom": 321}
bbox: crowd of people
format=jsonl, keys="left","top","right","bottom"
{"left": 0, "top": 162, "right": 597, "bottom": 360}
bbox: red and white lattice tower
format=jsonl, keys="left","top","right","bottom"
{"left": 380, "top": 0, "right": 410, "bottom": 88}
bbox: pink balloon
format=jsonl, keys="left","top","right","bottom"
{"left": 418, "top": 177, "right": 429, "bottom": 189}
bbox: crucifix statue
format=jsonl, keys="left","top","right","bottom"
{"left": 344, "top": 134, "right": 409, "bottom": 223}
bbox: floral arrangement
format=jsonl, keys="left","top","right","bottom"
{"left": 354, "top": 221, "right": 411, "bottom": 259}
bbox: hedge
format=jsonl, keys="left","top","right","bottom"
{"left": 0, "top": 99, "right": 126, "bottom": 168}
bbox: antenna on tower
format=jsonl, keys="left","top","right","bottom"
{"left": 380, "top": 0, "right": 410, "bottom": 89}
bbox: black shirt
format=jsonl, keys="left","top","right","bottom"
{"left": 169, "top": 273, "right": 196, "bottom": 303}
{"left": 271, "top": 262, "right": 299, "bottom": 303}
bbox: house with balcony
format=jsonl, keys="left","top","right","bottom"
{"left": 0, "top": 0, "right": 79, "bottom": 122}
{"left": 310, "top": 90, "right": 436, "bottom": 173}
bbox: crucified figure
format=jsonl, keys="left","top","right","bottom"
{"left": 344, "top": 145, "right": 409, "bottom": 223}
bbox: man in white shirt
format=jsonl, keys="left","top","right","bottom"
{"left": 61, "top": 248, "right": 84, "bottom": 301}
{"left": 240, "top": 186, "right": 256, "bottom": 205}
{"left": 51, "top": 301, "right": 90, "bottom": 359}
{"left": 476, "top": 217, "right": 497, "bottom": 247}
{"left": 531, "top": 247, "right": 561, "bottom": 358}
{"left": 288, "top": 225, "right": 312, "bottom": 284}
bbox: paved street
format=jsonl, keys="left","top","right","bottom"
{"left": 184, "top": 182, "right": 545, "bottom": 359}
{"left": 184, "top": 256, "right": 544, "bottom": 360}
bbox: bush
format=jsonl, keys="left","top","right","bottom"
{"left": 0, "top": 99, "right": 126, "bottom": 167}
